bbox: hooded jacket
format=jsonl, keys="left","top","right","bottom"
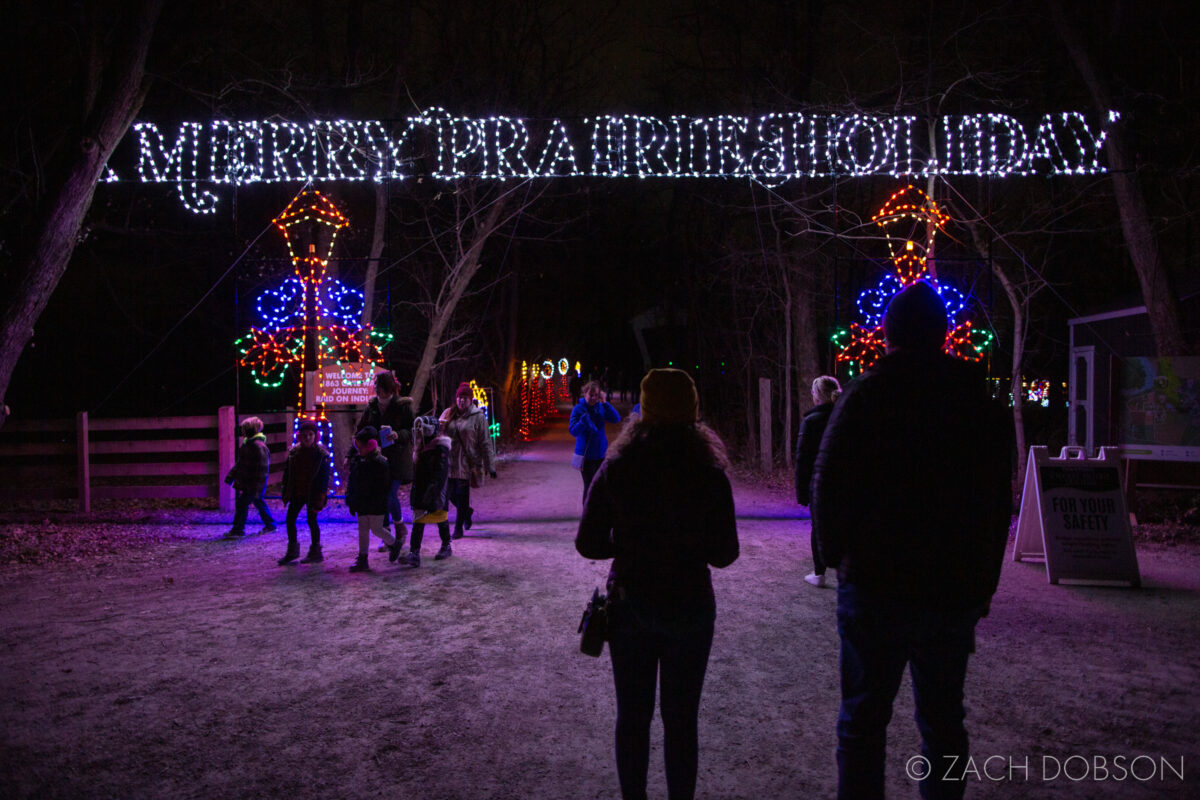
{"left": 568, "top": 398, "right": 621, "bottom": 460}
{"left": 411, "top": 435, "right": 451, "bottom": 513}
{"left": 281, "top": 444, "right": 331, "bottom": 509}
{"left": 440, "top": 404, "right": 496, "bottom": 482}
{"left": 811, "top": 350, "right": 1012, "bottom": 610}
{"left": 355, "top": 396, "right": 415, "bottom": 483}
{"left": 229, "top": 433, "right": 272, "bottom": 493}
{"left": 346, "top": 445, "right": 390, "bottom": 516}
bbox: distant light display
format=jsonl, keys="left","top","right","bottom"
{"left": 833, "top": 185, "right": 994, "bottom": 377}
{"left": 516, "top": 356, "right": 573, "bottom": 440}
{"left": 1026, "top": 379, "right": 1051, "bottom": 406}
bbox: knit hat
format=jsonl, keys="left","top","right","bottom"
{"left": 883, "top": 280, "right": 948, "bottom": 352}
{"left": 355, "top": 426, "right": 379, "bottom": 443}
{"left": 639, "top": 369, "right": 698, "bottom": 424}
{"left": 456, "top": 381, "right": 473, "bottom": 400}
{"left": 297, "top": 420, "right": 320, "bottom": 434}
{"left": 413, "top": 415, "right": 440, "bottom": 441}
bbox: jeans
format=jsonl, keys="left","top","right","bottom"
{"left": 231, "top": 487, "right": 274, "bottom": 532}
{"left": 285, "top": 500, "right": 319, "bottom": 546}
{"left": 448, "top": 478, "right": 471, "bottom": 534}
{"left": 811, "top": 521, "right": 826, "bottom": 575}
{"left": 582, "top": 458, "right": 604, "bottom": 501}
{"left": 385, "top": 479, "right": 407, "bottom": 528}
{"left": 607, "top": 599, "right": 715, "bottom": 800}
{"left": 410, "top": 521, "right": 450, "bottom": 554}
{"left": 835, "top": 583, "right": 983, "bottom": 800}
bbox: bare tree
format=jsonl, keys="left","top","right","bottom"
{"left": 1052, "top": 1, "right": 1191, "bottom": 357}
{"left": 396, "top": 180, "right": 545, "bottom": 407}
{"left": 0, "top": 1, "right": 163, "bottom": 413}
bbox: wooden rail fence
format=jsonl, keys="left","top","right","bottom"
{"left": 0, "top": 407, "right": 293, "bottom": 512}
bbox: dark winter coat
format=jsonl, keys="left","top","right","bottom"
{"left": 228, "top": 433, "right": 271, "bottom": 493}
{"left": 568, "top": 398, "right": 621, "bottom": 460}
{"left": 346, "top": 448, "right": 391, "bottom": 516}
{"left": 576, "top": 427, "right": 739, "bottom": 611}
{"left": 811, "top": 350, "right": 1012, "bottom": 611}
{"left": 281, "top": 444, "right": 331, "bottom": 509}
{"left": 355, "top": 396, "right": 415, "bottom": 483}
{"left": 410, "top": 435, "right": 451, "bottom": 513}
{"left": 794, "top": 401, "right": 835, "bottom": 506}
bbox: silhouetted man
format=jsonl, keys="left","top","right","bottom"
{"left": 812, "top": 280, "right": 1011, "bottom": 800}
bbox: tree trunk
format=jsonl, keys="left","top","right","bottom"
{"left": 994, "top": 264, "right": 1030, "bottom": 484}
{"left": 362, "top": 181, "right": 388, "bottom": 326}
{"left": 0, "top": 0, "right": 162, "bottom": 410}
{"left": 408, "top": 197, "right": 508, "bottom": 406}
{"left": 1053, "top": 1, "right": 1190, "bottom": 355}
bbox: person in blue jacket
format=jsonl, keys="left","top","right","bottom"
{"left": 569, "top": 380, "right": 621, "bottom": 500}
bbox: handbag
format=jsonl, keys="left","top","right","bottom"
{"left": 577, "top": 588, "right": 608, "bottom": 656}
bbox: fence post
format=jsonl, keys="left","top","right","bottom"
{"left": 218, "top": 406, "right": 236, "bottom": 512}
{"left": 76, "top": 411, "right": 90, "bottom": 513}
{"left": 759, "top": 377, "right": 772, "bottom": 471}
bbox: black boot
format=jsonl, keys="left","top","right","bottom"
{"left": 435, "top": 543, "right": 453, "bottom": 560}
{"left": 348, "top": 553, "right": 370, "bottom": 572}
{"left": 462, "top": 507, "right": 474, "bottom": 531}
{"left": 300, "top": 545, "right": 323, "bottom": 563}
{"left": 277, "top": 542, "right": 300, "bottom": 566}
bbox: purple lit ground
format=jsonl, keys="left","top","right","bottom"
{"left": 1, "top": 417, "right": 1199, "bottom": 799}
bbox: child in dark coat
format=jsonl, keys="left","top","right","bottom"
{"left": 346, "top": 426, "right": 402, "bottom": 572}
{"left": 277, "top": 419, "right": 331, "bottom": 565}
{"left": 404, "top": 415, "right": 452, "bottom": 567}
{"left": 224, "top": 416, "right": 277, "bottom": 538}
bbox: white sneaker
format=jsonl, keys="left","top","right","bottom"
{"left": 804, "top": 573, "right": 826, "bottom": 588}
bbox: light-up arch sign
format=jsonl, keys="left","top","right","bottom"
{"left": 108, "top": 107, "right": 1119, "bottom": 213}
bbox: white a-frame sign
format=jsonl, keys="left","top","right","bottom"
{"left": 1013, "top": 446, "right": 1140, "bottom": 586}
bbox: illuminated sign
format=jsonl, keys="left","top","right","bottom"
{"left": 312, "top": 364, "right": 386, "bottom": 406}
{"left": 110, "top": 108, "right": 1120, "bottom": 212}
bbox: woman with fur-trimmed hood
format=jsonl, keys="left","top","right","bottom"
{"left": 439, "top": 382, "right": 497, "bottom": 539}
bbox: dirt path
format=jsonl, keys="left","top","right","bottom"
{"left": 1, "top": 416, "right": 1199, "bottom": 799}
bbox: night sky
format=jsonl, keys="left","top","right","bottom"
{"left": 2, "top": 1, "right": 1196, "bottom": 444}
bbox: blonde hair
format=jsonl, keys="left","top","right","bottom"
{"left": 581, "top": 380, "right": 602, "bottom": 396}
{"left": 240, "top": 416, "right": 264, "bottom": 436}
{"left": 811, "top": 376, "right": 842, "bottom": 404}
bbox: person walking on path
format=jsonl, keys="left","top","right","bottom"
{"left": 811, "top": 280, "right": 1012, "bottom": 800}
{"left": 345, "top": 426, "right": 403, "bottom": 572}
{"left": 576, "top": 368, "right": 739, "bottom": 800}
{"left": 277, "top": 420, "right": 331, "bottom": 565}
{"left": 793, "top": 375, "right": 841, "bottom": 588}
{"left": 404, "top": 415, "right": 453, "bottom": 567}
{"left": 440, "top": 382, "right": 497, "bottom": 539}
{"left": 569, "top": 380, "right": 621, "bottom": 500}
{"left": 223, "top": 416, "right": 277, "bottom": 539}
{"left": 354, "top": 371, "right": 415, "bottom": 550}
